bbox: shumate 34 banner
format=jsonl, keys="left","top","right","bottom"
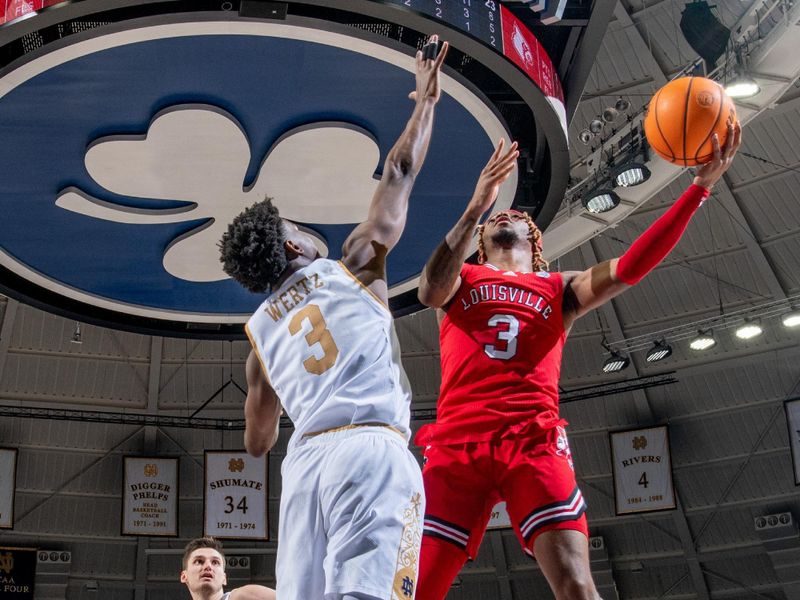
{"left": 204, "top": 451, "right": 269, "bottom": 540}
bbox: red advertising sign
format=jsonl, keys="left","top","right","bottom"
{"left": 1, "top": 0, "right": 61, "bottom": 25}
{"left": 500, "top": 6, "right": 564, "bottom": 103}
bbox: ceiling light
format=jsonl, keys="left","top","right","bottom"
{"left": 781, "top": 310, "right": 800, "bottom": 328}
{"left": 602, "top": 107, "right": 619, "bottom": 123}
{"left": 583, "top": 188, "right": 620, "bottom": 214}
{"left": 614, "top": 163, "right": 652, "bottom": 187}
{"left": 589, "top": 119, "right": 604, "bottom": 134}
{"left": 70, "top": 322, "right": 82, "bottom": 345}
{"left": 579, "top": 129, "right": 594, "bottom": 145}
{"left": 645, "top": 339, "right": 672, "bottom": 363}
{"left": 689, "top": 330, "right": 716, "bottom": 351}
{"left": 735, "top": 320, "right": 762, "bottom": 340}
{"left": 602, "top": 351, "right": 630, "bottom": 373}
{"left": 725, "top": 74, "right": 760, "bottom": 99}
{"left": 615, "top": 97, "right": 631, "bottom": 112}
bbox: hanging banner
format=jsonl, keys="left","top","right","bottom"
{"left": 204, "top": 451, "right": 268, "bottom": 540}
{"left": 785, "top": 399, "right": 800, "bottom": 485}
{"left": 486, "top": 501, "right": 512, "bottom": 530}
{"left": 610, "top": 426, "right": 676, "bottom": 515}
{"left": 0, "top": 547, "right": 36, "bottom": 599}
{"left": 122, "top": 457, "right": 179, "bottom": 536}
{"left": 0, "top": 449, "right": 17, "bottom": 529}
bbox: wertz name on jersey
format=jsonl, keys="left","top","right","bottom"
{"left": 460, "top": 283, "right": 554, "bottom": 319}
{"left": 264, "top": 273, "right": 325, "bottom": 322}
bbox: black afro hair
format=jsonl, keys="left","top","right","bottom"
{"left": 219, "top": 198, "right": 288, "bottom": 294}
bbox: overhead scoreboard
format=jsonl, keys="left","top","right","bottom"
{"left": 384, "top": 0, "right": 503, "bottom": 49}
{"left": 381, "top": 0, "right": 565, "bottom": 119}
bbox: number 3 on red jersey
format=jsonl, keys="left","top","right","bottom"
{"left": 484, "top": 313, "right": 519, "bottom": 360}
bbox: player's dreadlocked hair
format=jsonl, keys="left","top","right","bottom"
{"left": 476, "top": 211, "right": 549, "bottom": 271}
{"left": 219, "top": 198, "right": 287, "bottom": 294}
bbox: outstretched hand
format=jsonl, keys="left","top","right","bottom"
{"left": 466, "top": 139, "right": 520, "bottom": 217}
{"left": 693, "top": 121, "right": 742, "bottom": 189}
{"left": 409, "top": 34, "right": 450, "bottom": 104}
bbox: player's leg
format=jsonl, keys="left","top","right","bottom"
{"left": 416, "top": 442, "right": 498, "bottom": 600}
{"left": 534, "top": 529, "right": 600, "bottom": 600}
{"left": 275, "top": 446, "right": 327, "bottom": 600}
{"left": 499, "top": 424, "right": 599, "bottom": 600}
{"left": 417, "top": 536, "right": 468, "bottom": 600}
{"left": 319, "top": 427, "right": 425, "bottom": 600}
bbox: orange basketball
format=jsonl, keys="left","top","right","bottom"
{"left": 644, "top": 76, "right": 737, "bottom": 167}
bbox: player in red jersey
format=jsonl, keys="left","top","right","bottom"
{"left": 415, "top": 122, "right": 741, "bottom": 600}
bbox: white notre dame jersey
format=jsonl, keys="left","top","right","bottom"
{"left": 245, "top": 259, "right": 411, "bottom": 451}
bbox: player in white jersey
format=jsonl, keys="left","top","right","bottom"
{"left": 218, "top": 36, "right": 449, "bottom": 600}
{"left": 180, "top": 537, "right": 275, "bottom": 600}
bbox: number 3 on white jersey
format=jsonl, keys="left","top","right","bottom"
{"left": 484, "top": 313, "right": 519, "bottom": 360}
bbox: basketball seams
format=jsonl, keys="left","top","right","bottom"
{"left": 692, "top": 83, "right": 724, "bottom": 165}
{"left": 650, "top": 87, "right": 676, "bottom": 162}
{"left": 682, "top": 77, "right": 693, "bottom": 167}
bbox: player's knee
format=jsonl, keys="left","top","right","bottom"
{"left": 551, "top": 573, "right": 600, "bottom": 600}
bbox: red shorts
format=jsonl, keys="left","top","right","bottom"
{"left": 421, "top": 423, "right": 588, "bottom": 558}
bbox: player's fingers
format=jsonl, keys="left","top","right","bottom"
{"left": 491, "top": 139, "right": 505, "bottom": 160}
{"left": 498, "top": 160, "right": 518, "bottom": 176}
{"left": 722, "top": 121, "right": 736, "bottom": 157}
{"left": 502, "top": 142, "right": 519, "bottom": 161}
{"left": 434, "top": 41, "right": 449, "bottom": 69}
{"left": 489, "top": 156, "right": 518, "bottom": 180}
{"left": 711, "top": 132, "right": 721, "bottom": 162}
{"left": 408, "top": 91, "right": 417, "bottom": 101}
{"left": 732, "top": 121, "right": 743, "bottom": 152}
{"left": 423, "top": 35, "right": 439, "bottom": 63}
{"left": 495, "top": 155, "right": 518, "bottom": 175}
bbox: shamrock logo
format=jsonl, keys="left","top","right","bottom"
{"left": 56, "top": 106, "right": 382, "bottom": 282}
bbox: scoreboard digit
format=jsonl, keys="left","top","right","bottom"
{"left": 383, "top": 0, "right": 503, "bottom": 50}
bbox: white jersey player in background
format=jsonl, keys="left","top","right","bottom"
{"left": 180, "top": 537, "right": 275, "bottom": 600}
{"left": 218, "top": 36, "right": 449, "bottom": 600}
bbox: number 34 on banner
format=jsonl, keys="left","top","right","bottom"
{"left": 609, "top": 426, "right": 676, "bottom": 515}
{"left": 204, "top": 451, "right": 269, "bottom": 540}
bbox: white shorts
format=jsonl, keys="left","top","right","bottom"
{"left": 276, "top": 426, "right": 424, "bottom": 600}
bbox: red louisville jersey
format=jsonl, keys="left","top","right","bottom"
{"left": 415, "top": 262, "right": 567, "bottom": 445}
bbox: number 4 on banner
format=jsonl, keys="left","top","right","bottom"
{"left": 609, "top": 426, "right": 676, "bottom": 515}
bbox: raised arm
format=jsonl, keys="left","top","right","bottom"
{"left": 243, "top": 350, "right": 281, "bottom": 457}
{"left": 418, "top": 139, "right": 519, "bottom": 308}
{"left": 563, "top": 122, "right": 742, "bottom": 328}
{"left": 341, "top": 36, "right": 449, "bottom": 299}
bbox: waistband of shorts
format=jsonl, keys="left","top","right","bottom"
{"left": 301, "top": 422, "right": 407, "bottom": 443}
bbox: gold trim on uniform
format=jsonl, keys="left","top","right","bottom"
{"left": 391, "top": 492, "right": 423, "bottom": 599}
{"left": 244, "top": 323, "right": 272, "bottom": 386}
{"left": 336, "top": 260, "right": 390, "bottom": 313}
{"left": 303, "top": 422, "right": 404, "bottom": 439}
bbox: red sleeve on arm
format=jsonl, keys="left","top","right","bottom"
{"left": 616, "top": 184, "right": 711, "bottom": 285}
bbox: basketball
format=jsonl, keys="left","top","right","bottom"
{"left": 644, "top": 76, "right": 737, "bottom": 166}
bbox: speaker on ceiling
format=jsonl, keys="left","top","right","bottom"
{"left": 679, "top": 1, "right": 731, "bottom": 69}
